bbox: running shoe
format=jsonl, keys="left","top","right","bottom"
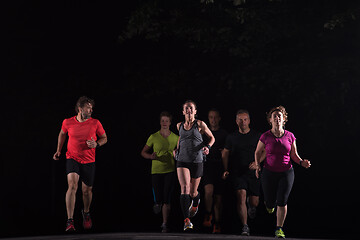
{"left": 81, "top": 210, "right": 92, "bottom": 230}
{"left": 161, "top": 223, "right": 170, "bottom": 233}
{"left": 153, "top": 204, "right": 162, "bottom": 214}
{"left": 212, "top": 223, "right": 221, "bottom": 234}
{"left": 203, "top": 213, "right": 212, "bottom": 227}
{"left": 183, "top": 218, "right": 193, "bottom": 231}
{"left": 189, "top": 199, "right": 200, "bottom": 218}
{"left": 266, "top": 207, "right": 275, "bottom": 214}
{"left": 65, "top": 219, "right": 75, "bottom": 232}
{"left": 275, "top": 227, "right": 286, "bottom": 238}
{"left": 241, "top": 224, "right": 250, "bottom": 236}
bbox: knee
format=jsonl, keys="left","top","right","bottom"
{"left": 82, "top": 187, "right": 92, "bottom": 196}
{"left": 214, "top": 195, "right": 222, "bottom": 206}
{"left": 276, "top": 195, "right": 289, "bottom": 207}
{"left": 250, "top": 196, "right": 259, "bottom": 207}
{"left": 204, "top": 186, "right": 214, "bottom": 198}
{"left": 68, "top": 182, "right": 78, "bottom": 192}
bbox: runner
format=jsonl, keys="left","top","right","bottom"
{"left": 141, "top": 111, "right": 179, "bottom": 233}
{"left": 222, "top": 109, "right": 262, "bottom": 236}
{"left": 174, "top": 100, "right": 215, "bottom": 231}
{"left": 202, "top": 109, "right": 228, "bottom": 233}
{"left": 254, "top": 106, "right": 311, "bottom": 238}
{"left": 53, "top": 96, "right": 107, "bottom": 232}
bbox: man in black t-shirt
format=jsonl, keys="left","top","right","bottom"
{"left": 222, "top": 110, "right": 262, "bottom": 236}
{"left": 202, "top": 109, "right": 228, "bottom": 233}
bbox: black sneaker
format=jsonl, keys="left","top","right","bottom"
{"left": 241, "top": 224, "right": 250, "bottom": 236}
{"left": 161, "top": 223, "right": 170, "bottom": 233}
{"left": 153, "top": 204, "right": 162, "bottom": 214}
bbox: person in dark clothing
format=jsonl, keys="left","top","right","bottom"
{"left": 222, "top": 109, "right": 262, "bottom": 236}
{"left": 202, "top": 109, "right": 228, "bottom": 233}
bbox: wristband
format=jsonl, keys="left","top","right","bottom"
{"left": 207, "top": 145, "right": 211, "bottom": 150}
{"left": 96, "top": 142, "right": 101, "bottom": 148}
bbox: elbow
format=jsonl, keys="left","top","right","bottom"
{"left": 140, "top": 150, "right": 146, "bottom": 158}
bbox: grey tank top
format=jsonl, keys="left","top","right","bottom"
{"left": 178, "top": 120, "right": 204, "bottom": 163}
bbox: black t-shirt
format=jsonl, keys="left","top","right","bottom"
{"left": 224, "top": 129, "right": 261, "bottom": 175}
{"left": 203, "top": 128, "right": 228, "bottom": 162}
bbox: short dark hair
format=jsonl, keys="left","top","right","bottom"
{"left": 236, "top": 109, "right": 250, "bottom": 118}
{"left": 159, "top": 111, "right": 173, "bottom": 122}
{"left": 75, "top": 96, "right": 95, "bottom": 113}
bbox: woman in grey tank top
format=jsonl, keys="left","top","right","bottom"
{"left": 175, "top": 100, "right": 215, "bottom": 231}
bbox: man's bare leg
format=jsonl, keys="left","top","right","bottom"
{"left": 66, "top": 173, "right": 79, "bottom": 219}
{"left": 82, "top": 182, "right": 93, "bottom": 213}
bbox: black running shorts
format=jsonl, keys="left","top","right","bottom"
{"left": 66, "top": 159, "right": 96, "bottom": 187}
{"left": 176, "top": 161, "right": 203, "bottom": 179}
{"left": 231, "top": 172, "right": 260, "bottom": 196}
{"left": 201, "top": 161, "right": 225, "bottom": 195}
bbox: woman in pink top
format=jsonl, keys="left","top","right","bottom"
{"left": 253, "top": 106, "right": 311, "bottom": 238}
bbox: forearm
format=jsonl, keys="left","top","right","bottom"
{"left": 254, "top": 151, "right": 263, "bottom": 166}
{"left": 222, "top": 151, "right": 229, "bottom": 171}
{"left": 97, "top": 136, "right": 107, "bottom": 146}
{"left": 259, "top": 150, "right": 266, "bottom": 163}
{"left": 57, "top": 133, "right": 66, "bottom": 152}
{"left": 208, "top": 137, "right": 215, "bottom": 147}
{"left": 291, "top": 152, "right": 302, "bottom": 165}
{"left": 141, "top": 151, "right": 153, "bottom": 160}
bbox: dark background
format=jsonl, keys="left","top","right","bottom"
{"left": 3, "top": 0, "right": 359, "bottom": 239}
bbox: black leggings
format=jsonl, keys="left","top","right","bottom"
{"left": 152, "top": 172, "right": 175, "bottom": 205}
{"left": 261, "top": 167, "right": 294, "bottom": 208}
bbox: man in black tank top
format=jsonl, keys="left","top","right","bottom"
{"left": 175, "top": 100, "right": 215, "bottom": 231}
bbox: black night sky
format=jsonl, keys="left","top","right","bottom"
{"left": 3, "top": 0, "right": 360, "bottom": 239}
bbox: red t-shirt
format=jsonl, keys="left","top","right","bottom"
{"left": 61, "top": 116, "right": 106, "bottom": 164}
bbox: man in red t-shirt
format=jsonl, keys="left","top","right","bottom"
{"left": 53, "top": 96, "right": 107, "bottom": 232}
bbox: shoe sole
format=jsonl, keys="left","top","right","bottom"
{"left": 65, "top": 227, "right": 76, "bottom": 232}
{"left": 189, "top": 199, "right": 200, "bottom": 218}
{"left": 184, "top": 223, "right": 193, "bottom": 231}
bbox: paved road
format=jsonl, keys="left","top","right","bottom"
{"left": 2, "top": 232, "right": 333, "bottom": 240}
